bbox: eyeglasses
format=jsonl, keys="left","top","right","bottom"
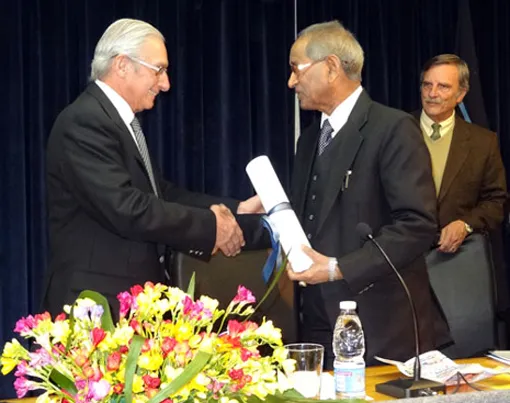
{"left": 128, "top": 56, "right": 168, "bottom": 76}
{"left": 290, "top": 58, "right": 327, "bottom": 76}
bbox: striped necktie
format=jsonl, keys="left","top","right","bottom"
{"left": 130, "top": 117, "right": 159, "bottom": 196}
{"left": 318, "top": 119, "right": 334, "bottom": 155}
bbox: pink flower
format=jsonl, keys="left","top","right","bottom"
{"left": 14, "top": 377, "right": 36, "bottom": 398}
{"left": 75, "top": 378, "right": 87, "bottom": 390}
{"left": 117, "top": 291, "right": 133, "bottom": 318}
{"left": 91, "top": 328, "right": 106, "bottom": 347}
{"left": 182, "top": 295, "right": 193, "bottom": 315}
{"left": 232, "top": 285, "right": 256, "bottom": 304}
{"left": 88, "top": 379, "right": 111, "bottom": 400}
{"left": 28, "top": 348, "right": 53, "bottom": 368}
{"left": 14, "top": 361, "right": 28, "bottom": 377}
{"left": 14, "top": 315, "right": 36, "bottom": 334}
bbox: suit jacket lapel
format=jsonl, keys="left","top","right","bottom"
{"left": 315, "top": 91, "right": 368, "bottom": 234}
{"left": 438, "top": 117, "right": 470, "bottom": 203}
{"left": 86, "top": 83, "right": 158, "bottom": 193}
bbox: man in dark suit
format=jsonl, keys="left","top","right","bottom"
{"left": 43, "top": 19, "right": 265, "bottom": 317}
{"left": 416, "top": 54, "right": 507, "bottom": 253}
{"left": 285, "top": 21, "right": 451, "bottom": 368}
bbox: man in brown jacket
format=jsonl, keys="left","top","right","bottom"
{"left": 417, "top": 54, "right": 507, "bottom": 254}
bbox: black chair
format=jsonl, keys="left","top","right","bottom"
{"left": 170, "top": 250, "right": 298, "bottom": 343}
{"left": 426, "top": 233, "right": 502, "bottom": 359}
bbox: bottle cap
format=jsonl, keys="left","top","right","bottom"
{"left": 339, "top": 300, "right": 357, "bottom": 310}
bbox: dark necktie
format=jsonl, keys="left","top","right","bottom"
{"left": 130, "top": 117, "right": 159, "bottom": 196}
{"left": 431, "top": 122, "right": 442, "bottom": 141}
{"left": 317, "top": 119, "right": 334, "bottom": 155}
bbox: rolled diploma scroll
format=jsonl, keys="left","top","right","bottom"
{"left": 246, "top": 156, "right": 313, "bottom": 273}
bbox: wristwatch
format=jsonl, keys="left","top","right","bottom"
{"left": 328, "top": 257, "right": 338, "bottom": 282}
{"left": 464, "top": 222, "right": 474, "bottom": 234}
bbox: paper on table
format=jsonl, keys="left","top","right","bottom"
{"left": 376, "top": 350, "right": 510, "bottom": 386}
{"left": 246, "top": 156, "right": 313, "bottom": 273}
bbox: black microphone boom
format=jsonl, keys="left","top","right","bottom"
{"left": 356, "top": 222, "right": 445, "bottom": 398}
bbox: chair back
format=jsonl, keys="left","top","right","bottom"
{"left": 170, "top": 250, "right": 298, "bottom": 343}
{"left": 426, "top": 233, "right": 497, "bottom": 358}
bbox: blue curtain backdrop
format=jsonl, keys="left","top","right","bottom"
{"left": 1, "top": 0, "right": 509, "bottom": 397}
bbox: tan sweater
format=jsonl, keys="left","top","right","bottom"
{"left": 422, "top": 132, "right": 453, "bottom": 195}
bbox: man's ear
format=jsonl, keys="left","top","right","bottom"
{"left": 114, "top": 55, "right": 130, "bottom": 78}
{"left": 326, "top": 55, "right": 342, "bottom": 81}
{"left": 456, "top": 89, "right": 467, "bottom": 104}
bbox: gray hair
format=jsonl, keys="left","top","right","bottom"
{"left": 298, "top": 20, "right": 364, "bottom": 81}
{"left": 420, "top": 54, "right": 470, "bottom": 92}
{"left": 90, "top": 18, "right": 164, "bottom": 81}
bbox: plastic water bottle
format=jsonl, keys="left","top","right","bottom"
{"left": 333, "top": 300, "right": 366, "bottom": 399}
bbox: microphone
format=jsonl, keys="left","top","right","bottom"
{"left": 356, "top": 223, "right": 445, "bottom": 398}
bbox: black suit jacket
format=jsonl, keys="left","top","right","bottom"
{"left": 43, "top": 83, "right": 264, "bottom": 316}
{"left": 292, "top": 91, "right": 451, "bottom": 362}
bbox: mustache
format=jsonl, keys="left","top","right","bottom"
{"left": 424, "top": 98, "right": 442, "bottom": 105}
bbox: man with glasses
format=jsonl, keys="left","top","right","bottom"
{"left": 285, "top": 21, "right": 451, "bottom": 368}
{"left": 43, "top": 18, "right": 265, "bottom": 318}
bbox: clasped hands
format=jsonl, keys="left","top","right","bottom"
{"left": 210, "top": 195, "right": 265, "bottom": 257}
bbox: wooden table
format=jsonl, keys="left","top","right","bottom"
{"left": 4, "top": 357, "right": 510, "bottom": 402}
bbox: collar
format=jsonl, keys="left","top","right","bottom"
{"left": 95, "top": 80, "right": 135, "bottom": 128}
{"left": 320, "top": 85, "right": 363, "bottom": 137}
{"left": 420, "top": 109, "right": 456, "bottom": 138}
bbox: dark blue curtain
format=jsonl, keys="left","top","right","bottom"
{"left": 2, "top": 0, "right": 510, "bottom": 397}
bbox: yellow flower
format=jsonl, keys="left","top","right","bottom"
{"left": 50, "top": 320, "right": 70, "bottom": 345}
{"left": 255, "top": 320, "right": 282, "bottom": 344}
{"left": 174, "top": 321, "right": 194, "bottom": 342}
{"left": 199, "top": 296, "right": 219, "bottom": 313}
{"left": 132, "top": 374, "right": 145, "bottom": 393}
{"left": 138, "top": 350, "right": 163, "bottom": 371}
{"left": 0, "top": 357, "right": 18, "bottom": 375}
{"left": 112, "top": 325, "right": 134, "bottom": 346}
{"left": 97, "top": 332, "right": 118, "bottom": 352}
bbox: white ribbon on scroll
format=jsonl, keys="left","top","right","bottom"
{"left": 246, "top": 155, "right": 313, "bottom": 273}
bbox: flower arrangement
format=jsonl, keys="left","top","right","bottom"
{"left": 1, "top": 279, "right": 299, "bottom": 403}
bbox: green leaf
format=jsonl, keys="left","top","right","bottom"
{"left": 246, "top": 252, "right": 288, "bottom": 321}
{"left": 147, "top": 350, "right": 212, "bottom": 403}
{"left": 76, "top": 290, "right": 115, "bottom": 332}
{"left": 123, "top": 334, "right": 145, "bottom": 403}
{"left": 64, "top": 289, "right": 115, "bottom": 354}
{"left": 49, "top": 368, "right": 78, "bottom": 395}
{"left": 186, "top": 272, "right": 196, "bottom": 299}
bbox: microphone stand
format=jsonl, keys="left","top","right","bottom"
{"left": 361, "top": 228, "right": 446, "bottom": 398}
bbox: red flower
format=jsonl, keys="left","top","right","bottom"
{"left": 142, "top": 374, "right": 161, "bottom": 389}
{"left": 130, "top": 285, "right": 144, "bottom": 297}
{"left": 91, "top": 328, "right": 106, "bottom": 347}
{"left": 130, "top": 319, "right": 142, "bottom": 334}
{"left": 119, "top": 345, "right": 129, "bottom": 354}
{"left": 74, "top": 354, "right": 88, "bottom": 367}
{"left": 106, "top": 352, "right": 121, "bottom": 371}
{"left": 113, "top": 383, "right": 124, "bottom": 394}
{"left": 161, "top": 337, "right": 177, "bottom": 356}
{"left": 228, "top": 368, "right": 244, "bottom": 381}
{"left": 55, "top": 313, "right": 67, "bottom": 321}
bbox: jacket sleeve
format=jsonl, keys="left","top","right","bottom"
{"left": 58, "top": 117, "right": 217, "bottom": 257}
{"left": 460, "top": 133, "right": 507, "bottom": 231}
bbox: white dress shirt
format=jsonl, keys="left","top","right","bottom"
{"left": 320, "top": 85, "right": 363, "bottom": 137}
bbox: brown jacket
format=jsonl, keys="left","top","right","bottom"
{"left": 418, "top": 113, "right": 507, "bottom": 232}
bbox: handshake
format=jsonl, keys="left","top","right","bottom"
{"left": 209, "top": 195, "right": 264, "bottom": 257}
